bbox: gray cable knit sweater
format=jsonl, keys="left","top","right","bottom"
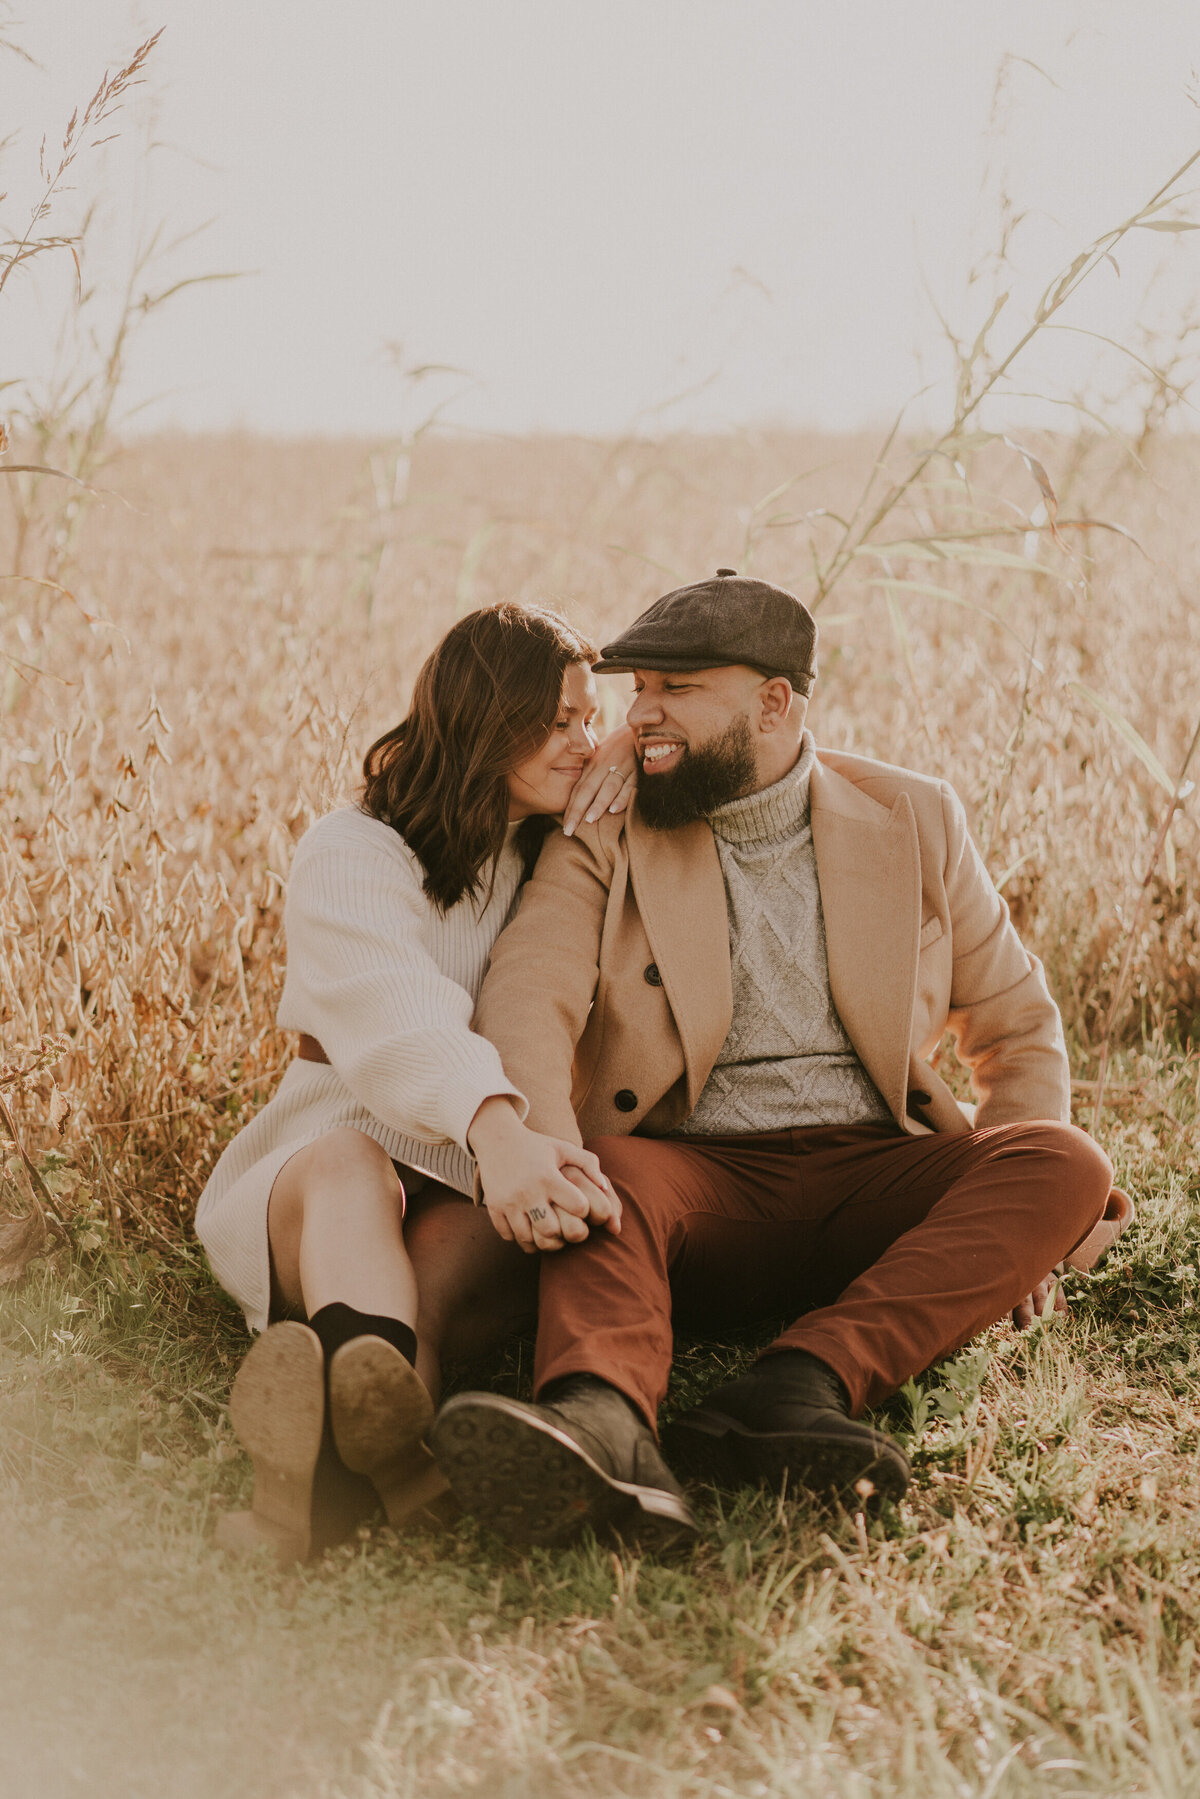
{"left": 680, "top": 733, "right": 891, "bottom": 1136}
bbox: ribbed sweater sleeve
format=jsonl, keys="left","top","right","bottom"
{"left": 276, "top": 816, "right": 528, "bottom": 1152}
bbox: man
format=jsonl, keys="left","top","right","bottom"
{"left": 430, "top": 570, "right": 1132, "bottom": 1548}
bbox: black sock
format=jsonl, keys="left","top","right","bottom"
{"left": 309, "top": 1302, "right": 417, "bottom": 1370}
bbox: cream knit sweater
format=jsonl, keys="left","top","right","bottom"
{"left": 681, "top": 734, "right": 891, "bottom": 1136}
{"left": 194, "top": 805, "right": 528, "bottom": 1330}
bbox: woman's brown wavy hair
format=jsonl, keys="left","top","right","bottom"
{"left": 361, "top": 602, "right": 596, "bottom": 912}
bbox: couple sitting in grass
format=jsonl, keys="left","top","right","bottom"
{"left": 196, "top": 573, "right": 1133, "bottom": 1562}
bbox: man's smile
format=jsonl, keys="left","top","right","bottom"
{"left": 640, "top": 739, "right": 684, "bottom": 773}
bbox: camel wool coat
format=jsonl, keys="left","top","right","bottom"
{"left": 476, "top": 746, "right": 1072, "bottom": 1149}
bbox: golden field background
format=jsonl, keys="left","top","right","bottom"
{"left": 2, "top": 426, "right": 1197, "bottom": 1240}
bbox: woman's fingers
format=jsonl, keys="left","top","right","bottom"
{"left": 562, "top": 764, "right": 613, "bottom": 836}
{"left": 608, "top": 773, "right": 638, "bottom": 815}
{"left": 563, "top": 768, "right": 622, "bottom": 836}
{"left": 581, "top": 768, "right": 626, "bottom": 827}
{"left": 504, "top": 1206, "right": 537, "bottom": 1253}
{"left": 481, "top": 1132, "right": 623, "bottom": 1249}
{"left": 563, "top": 725, "right": 637, "bottom": 836}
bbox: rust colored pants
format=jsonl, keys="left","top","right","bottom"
{"left": 534, "top": 1121, "right": 1113, "bottom": 1426}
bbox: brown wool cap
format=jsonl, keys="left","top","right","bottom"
{"left": 594, "top": 568, "right": 818, "bottom": 694}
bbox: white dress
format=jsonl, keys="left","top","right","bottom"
{"left": 194, "top": 806, "right": 528, "bottom": 1331}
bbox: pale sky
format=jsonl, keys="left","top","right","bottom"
{"left": 4, "top": 1, "right": 1200, "bottom": 437}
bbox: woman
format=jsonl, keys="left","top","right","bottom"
{"left": 196, "top": 602, "right": 635, "bottom": 1562}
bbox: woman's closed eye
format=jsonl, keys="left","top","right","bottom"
{"left": 556, "top": 710, "right": 598, "bottom": 742}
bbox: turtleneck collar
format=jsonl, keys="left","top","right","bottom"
{"left": 706, "top": 730, "right": 816, "bottom": 846}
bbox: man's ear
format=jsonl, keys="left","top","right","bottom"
{"left": 757, "top": 676, "right": 796, "bottom": 734}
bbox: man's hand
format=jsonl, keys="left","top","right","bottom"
{"left": 562, "top": 725, "right": 637, "bottom": 837}
{"left": 467, "top": 1097, "right": 622, "bottom": 1253}
{"left": 1012, "top": 1272, "right": 1067, "bottom": 1329}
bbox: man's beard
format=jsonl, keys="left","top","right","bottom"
{"left": 637, "top": 714, "right": 758, "bottom": 830}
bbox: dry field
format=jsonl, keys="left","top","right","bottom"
{"left": 1, "top": 426, "right": 1199, "bottom": 1797}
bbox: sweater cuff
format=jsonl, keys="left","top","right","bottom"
{"left": 441, "top": 1069, "right": 529, "bottom": 1160}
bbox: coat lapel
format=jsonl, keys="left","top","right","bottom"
{"left": 810, "top": 757, "right": 921, "bottom": 1123}
{"left": 626, "top": 808, "right": 733, "bottom": 1109}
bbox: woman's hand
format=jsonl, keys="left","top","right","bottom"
{"left": 467, "top": 1097, "right": 622, "bottom": 1253}
{"left": 562, "top": 724, "right": 637, "bottom": 838}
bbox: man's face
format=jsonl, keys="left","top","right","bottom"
{"left": 626, "top": 665, "right": 762, "bottom": 829}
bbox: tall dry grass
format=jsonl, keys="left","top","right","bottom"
{"left": 1, "top": 421, "right": 1198, "bottom": 1261}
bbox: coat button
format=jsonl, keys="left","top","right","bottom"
{"left": 643, "top": 963, "right": 661, "bottom": 987}
{"left": 909, "top": 1089, "right": 932, "bottom": 1107}
{"left": 614, "top": 1089, "right": 638, "bottom": 1113}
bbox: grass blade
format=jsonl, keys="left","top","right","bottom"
{"left": 1069, "top": 681, "right": 1177, "bottom": 795}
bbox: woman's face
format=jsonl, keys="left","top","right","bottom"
{"left": 506, "top": 662, "right": 599, "bottom": 820}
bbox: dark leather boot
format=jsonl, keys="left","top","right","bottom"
{"left": 215, "top": 1322, "right": 378, "bottom": 1566}
{"left": 430, "top": 1375, "right": 700, "bottom": 1551}
{"left": 664, "top": 1350, "right": 910, "bottom": 1503}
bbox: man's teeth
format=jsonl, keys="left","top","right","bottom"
{"left": 642, "top": 743, "right": 680, "bottom": 764}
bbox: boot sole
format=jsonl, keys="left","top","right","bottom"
{"left": 429, "top": 1393, "right": 699, "bottom": 1553}
{"left": 328, "top": 1337, "right": 446, "bottom": 1527}
{"left": 217, "top": 1437, "right": 381, "bottom": 1566}
{"left": 224, "top": 1321, "right": 325, "bottom": 1563}
{"left": 665, "top": 1408, "right": 911, "bottom": 1504}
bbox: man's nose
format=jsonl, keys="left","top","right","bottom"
{"left": 626, "top": 690, "right": 661, "bottom": 728}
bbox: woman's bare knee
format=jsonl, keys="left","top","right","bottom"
{"left": 268, "top": 1129, "right": 405, "bottom": 1316}
{"left": 285, "top": 1128, "right": 400, "bottom": 1193}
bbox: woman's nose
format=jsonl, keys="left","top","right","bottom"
{"left": 569, "top": 718, "right": 596, "bottom": 754}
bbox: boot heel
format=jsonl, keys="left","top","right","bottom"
{"left": 224, "top": 1322, "right": 325, "bottom": 1563}
{"left": 328, "top": 1337, "right": 444, "bottom": 1527}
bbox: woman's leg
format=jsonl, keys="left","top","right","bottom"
{"left": 267, "top": 1128, "right": 417, "bottom": 1323}
{"left": 266, "top": 1138, "right": 537, "bottom": 1398}
{"left": 228, "top": 1129, "right": 435, "bottom": 1550}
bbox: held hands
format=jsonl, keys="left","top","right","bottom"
{"left": 1012, "top": 1272, "right": 1067, "bottom": 1329}
{"left": 467, "top": 1097, "right": 622, "bottom": 1254}
{"left": 562, "top": 724, "right": 638, "bottom": 838}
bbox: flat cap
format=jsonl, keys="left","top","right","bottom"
{"left": 594, "top": 568, "right": 817, "bottom": 694}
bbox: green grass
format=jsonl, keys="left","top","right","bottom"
{"left": 2, "top": 1087, "right": 1199, "bottom": 1798}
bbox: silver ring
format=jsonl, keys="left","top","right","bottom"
{"left": 608, "top": 765, "right": 620, "bottom": 775}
